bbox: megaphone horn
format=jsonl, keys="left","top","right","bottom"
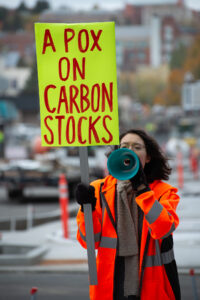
{"left": 107, "top": 148, "right": 140, "bottom": 181}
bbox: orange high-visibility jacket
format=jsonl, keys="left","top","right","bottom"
{"left": 77, "top": 176, "right": 180, "bottom": 300}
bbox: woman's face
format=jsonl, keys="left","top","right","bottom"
{"left": 120, "top": 133, "right": 150, "bottom": 168}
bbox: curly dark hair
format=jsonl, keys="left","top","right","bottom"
{"left": 119, "top": 129, "right": 172, "bottom": 183}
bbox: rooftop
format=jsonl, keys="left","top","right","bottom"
{"left": 115, "top": 26, "right": 150, "bottom": 40}
{"left": 128, "top": 0, "right": 179, "bottom": 5}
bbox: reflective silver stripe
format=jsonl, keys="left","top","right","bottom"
{"left": 59, "top": 184, "right": 67, "bottom": 189}
{"left": 162, "top": 248, "right": 174, "bottom": 264}
{"left": 155, "top": 239, "right": 162, "bottom": 266}
{"left": 59, "top": 192, "right": 68, "bottom": 198}
{"left": 99, "top": 236, "right": 117, "bottom": 249}
{"left": 78, "top": 225, "right": 86, "bottom": 242}
{"left": 145, "top": 200, "right": 163, "bottom": 224}
{"left": 78, "top": 225, "right": 101, "bottom": 243}
{"left": 102, "top": 195, "right": 106, "bottom": 225}
{"left": 145, "top": 248, "right": 174, "bottom": 267}
{"left": 94, "top": 232, "right": 101, "bottom": 243}
{"left": 161, "top": 222, "right": 176, "bottom": 239}
{"left": 146, "top": 252, "right": 162, "bottom": 267}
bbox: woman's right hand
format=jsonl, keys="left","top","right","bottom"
{"left": 75, "top": 183, "right": 97, "bottom": 212}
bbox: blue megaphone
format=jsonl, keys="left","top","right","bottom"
{"left": 107, "top": 148, "right": 140, "bottom": 180}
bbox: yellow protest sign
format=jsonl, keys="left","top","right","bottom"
{"left": 35, "top": 22, "right": 119, "bottom": 147}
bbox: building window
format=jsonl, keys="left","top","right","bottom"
{"left": 125, "top": 41, "right": 134, "bottom": 49}
{"left": 137, "top": 52, "right": 146, "bottom": 60}
{"left": 163, "top": 54, "right": 171, "bottom": 63}
{"left": 164, "top": 25, "right": 173, "bottom": 41}
{"left": 138, "top": 41, "right": 147, "bottom": 48}
{"left": 11, "top": 79, "right": 17, "bottom": 89}
{"left": 163, "top": 42, "right": 173, "bottom": 52}
{"left": 129, "top": 52, "right": 135, "bottom": 59}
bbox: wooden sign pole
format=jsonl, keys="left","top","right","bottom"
{"left": 79, "top": 147, "right": 98, "bottom": 285}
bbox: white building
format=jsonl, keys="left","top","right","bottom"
{"left": 182, "top": 80, "right": 200, "bottom": 111}
{"left": 0, "top": 56, "right": 30, "bottom": 97}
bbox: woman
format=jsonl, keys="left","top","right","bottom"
{"left": 76, "top": 129, "right": 181, "bottom": 300}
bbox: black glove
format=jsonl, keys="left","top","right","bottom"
{"left": 75, "top": 183, "right": 97, "bottom": 212}
{"left": 130, "top": 161, "right": 150, "bottom": 196}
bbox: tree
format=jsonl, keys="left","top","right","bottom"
{"left": 23, "top": 59, "right": 38, "bottom": 94}
{"left": 0, "top": 7, "right": 8, "bottom": 27}
{"left": 17, "top": 1, "right": 29, "bottom": 13}
{"left": 17, "top": 56, "right": 28, "bottom": 67}
{"left": 118, "top": 67, "right": 168, "bottom": 106}
{"left": 118, "top": 72, "right": 136, "bottom": 99}
{"left": 135, "top": 75, "right": 166, "bottom": 105}
{"left": 154, "top": 69, "right": 184, "bottom": 106}
{"left": 184, "top": 35, "right": 200, "bottom": 79}
{"left": 155, "top": 35, "right": 200, "bottom": 106}
{"left": 3, "top": 11, "right": 24, "bottom": 31}
{"left": 32, "top": 0, "right": 50, "bottom": 14}
{"left": 170, "top": 43, "right": 187, "bottom": 70}
{"left": 135, "top": 66, "right": 168, "bottom": 106}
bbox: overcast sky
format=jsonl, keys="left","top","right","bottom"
{"left": 1, "top": 0, "right": 123, "bottom": 10}
{"left": 0, "top": 0, "right": 200, "bottom": 11}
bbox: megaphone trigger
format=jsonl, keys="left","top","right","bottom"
{"left": 107, "top": 148, "right": 140, "bottom": 181}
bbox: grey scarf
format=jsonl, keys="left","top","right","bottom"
{"left": 117, "top": 180, "right": 139, "bottom": 297}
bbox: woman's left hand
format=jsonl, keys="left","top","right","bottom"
{"left": 129, "top": 162, "right": 149, "bottom": 195}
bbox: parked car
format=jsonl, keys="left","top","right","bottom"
{"left": 0, "top": 146, "right": 107, "bottom": 200}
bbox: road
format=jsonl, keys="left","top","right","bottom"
{"left": 0, "top": 272, "right": 199, "bottom": 300}
{"left": 0, "top": 186, "right": 60, "bottom": 219}
{"left": 0, "top": 272, "right": 89, "bottom": 300}
{"left": 0, "top": 186, "right": 59, "bottom": 231}
{"left": 0, "top": 186, "right": 78, "bottom": 231}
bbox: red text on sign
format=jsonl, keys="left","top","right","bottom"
{"left": 43, "top": 82, "right": 113, "bottom": 114}
{"left": 43, "top": 115, "right": 113, "bottom": 145}
{"left": 41, "top": 28, "right": 102, "bottom": 54}
{"left": 58, "top": 57, "right": 86, "bottom": 81}
{"left": 64, "top": 28, "right": 102, "bottom": 53}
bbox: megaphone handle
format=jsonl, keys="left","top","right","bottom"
{"left": 79, "top": 147, "right": 98, "bottom": 285}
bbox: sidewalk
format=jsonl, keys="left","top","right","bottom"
{"left": 0, "top": 217, "right": 88, "bottom": 272}
{"left": 170, "top": 175, "right": 200, "bottom": 273}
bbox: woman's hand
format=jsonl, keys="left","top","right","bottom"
{"left": 75, "top": 183, "right": 97, "bottom": 212}
{"left": 129, "top": 162, "right": 150, "bottom": 195}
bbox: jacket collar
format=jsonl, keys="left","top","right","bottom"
{"left": 101, "top": 175, "right": 117, "bottom": 193}
{"left": 102, "top": 177, "right": 175, "bottom": 198}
